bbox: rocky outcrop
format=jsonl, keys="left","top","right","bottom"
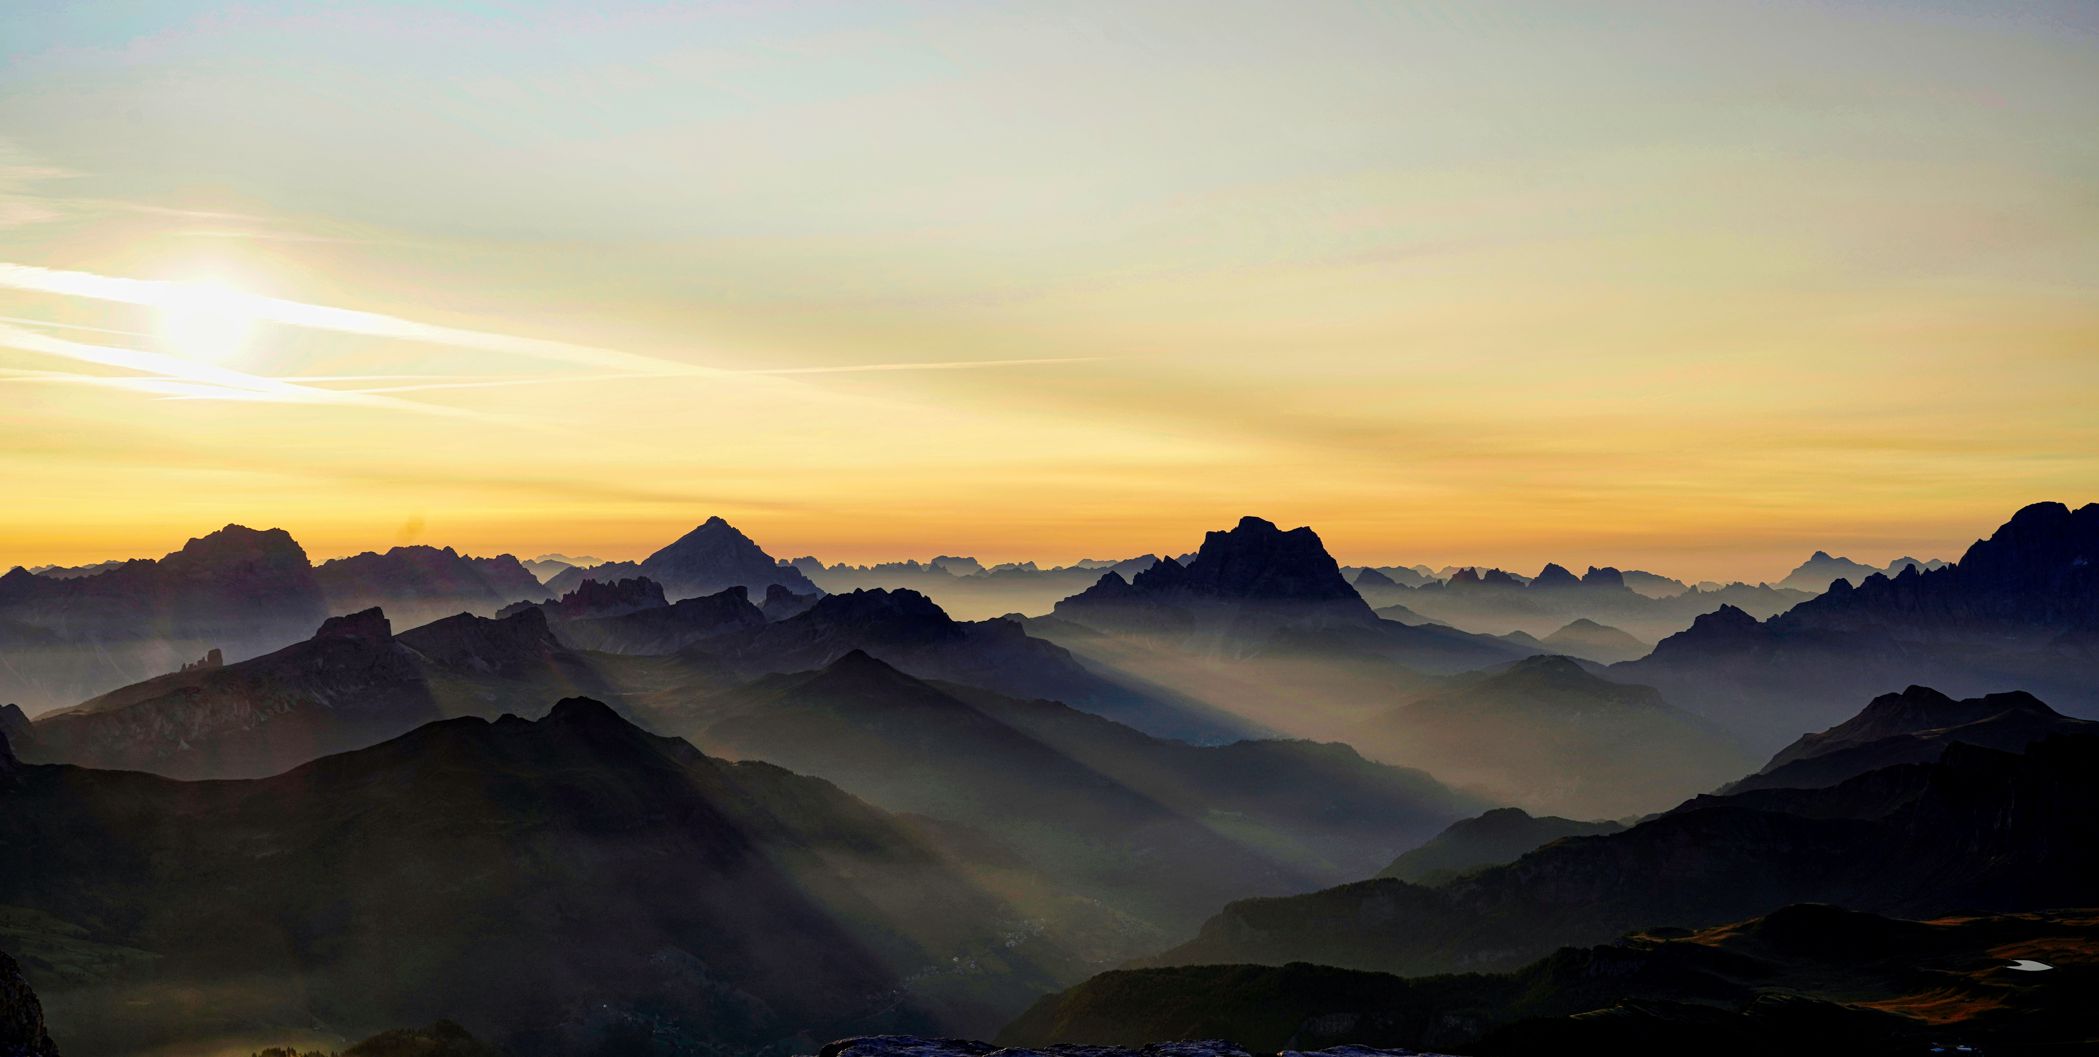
{"left": 816, "top": 1038, "right": 1452, "bottom": 1057}
{"left": 0, "top": 950, "right": 58, "bottom": 1057}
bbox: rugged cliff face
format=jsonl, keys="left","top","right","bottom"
{"left": 0, "top": 950, "right": 59, "bottom": 1057}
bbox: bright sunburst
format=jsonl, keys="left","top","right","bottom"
{"left": 153, "top": 279, "right": 261, "bottom": 365}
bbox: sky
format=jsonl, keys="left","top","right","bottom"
{"left": 1, "top": 1, "right": 2094, "bottom": 582}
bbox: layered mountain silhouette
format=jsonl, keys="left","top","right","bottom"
{"left": 1537, "top": 617, "right": 1649, "bottom": 663}
{"left": 0, "top": 702, "right": 1060, "bottom": 1055}
{"left": 21, "top": 607, "right": 618, "bottom": 779}
{"left": 651, "top": 587, "right": 1255, "bottom": 743}
{"left": 1027, "top": 517, "right": 1538, "bottom": 743}
{"left": 1378, "top": 807, "right": 1624, "bottom": 886}
{"left": 0, "top": 526, "right": 329, "bottom": 712}
{"left": 796, "top": 555, "right": 1160, "bottom": 622}
{"left": 1725, "top": 685, "right": 2096, "bottom": 794}
{"left": 1621, "top": 500, "right": 2099, "bottom": 745}
{"left": 1354, "top": 561, "right": 1813, "bottom": 643}
{"left": 683, "top": 651, "right": 1480, "bottom": 946}
{"left": 999, "top": 904, "right": 2099, "bottom": 1055}
{"left": 1777, "top": 550, "right": 1949, "bottom": 593}
{"left": 1350, "top": 656, "right": 1752, "bottom": 817}
{"left": 313, "top": 545, "right": 551, "bottom": 629}
{"left": 542, "top": 517, "right": 818, "bottom": 601}
{"left": 1126, "top": 713, "right": 2097, "bottom": 979}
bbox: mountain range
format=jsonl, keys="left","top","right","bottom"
{"left": 1121, "top": 722, "right": 2096, "bottom": 979}
{"left": 0, "top": 701, "right": 1064, "bottom": 1055}
{"left": 1620, "top": 500, "right": 2099, "bottom": 745}
{"left": 681, "top": 651, "right": 1480, "bottom": 949}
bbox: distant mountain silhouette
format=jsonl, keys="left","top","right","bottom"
{"left": 22, "top": 607, "right": 615, "bottom": 778}
{"left": 1360, "top": 560, "right": 1813, "bottom": 642}
{"left": 1053, "top": 516, "right": 1376, "bottom": 645}
{"left": 1621, "top": 501, "right": 2099, "bottom": 745}
{"left": 1725, "top": 685, "right": 2096, "bottom": 794}
{"left": 541, "top": 584, "right": 768, "bottom": 655}
{"left": 761, "top": 582, "right": 820, "bottom": 621}
{"left": 0, "top": 701, "right": 1061, "bottom": 1055}
{"left": 544, "top": 517, "right": 818, "bottom": 602}
{"left": 1537, "top": 617, "right": 1649, "bottom": 663}
{"left": 315, "top": 545, "right": 551, "bottom": 629}
{"left": 0, "top": 525, "right": 329, "bottom": 712}
{"left": 1026, "top": 519, "right": 1537, "bottom": 742}
{"left": 1776, "top": 550, "right": 1951, "bottom": 593}
{"left": 1130, "top": 722, "right": 2099, "bottom": 979}
{"left": 1352, "top": 655, "right": 1753, "bottom": 817}
{"left": 662, "top": 588, "right": 1250, "bottom": 742}
{"left": 500, "top": 575, "right": 667, "bottom": 621}
{"left": 688, "top": 652, "right": 1479, "bottom": 945}
{"left": 998, "top": 904, "right": 2099, "bottom": 1055}
{"left": 1378, "top": 807, "right": 1624, "bottom": 886}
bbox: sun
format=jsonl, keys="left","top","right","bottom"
{"left": 154, "top": 279, "right": 261, "bottom": 364}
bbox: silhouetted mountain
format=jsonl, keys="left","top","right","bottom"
{"left": 1054, "top": 517, "right": 1375, "bottom": 646}
{"left": 22, "top": 608, "right": 617, "bottom": 779}
{"left": 1726, "top": 685, "right": 2096, "bottom": 794}
{"left": 633, "top": 518, "right": 814, "bottom": 604}
{"left": 761, "top": 583, "right": 820, "bottom": 621}
{"left": 500, "top": 576, "right": 667, "bottom": 621}
{"left": 1775, "top": 550, "right": 1887, "bottom": 592}
{"left": 315, "top": 546, "right": 551, "bottom": 629}
{"left": 0, "top": 526, "right": 330, "bottom": 712}
{"left": 1353, "top": 656, "right": 1752, "bottom": 817}
{"left": 1362, "top": 561, "right": 1812, "bottom": 643}
{"left": 686, "top": 652, "right": 1479, "bottom": 946}
{"left": 519, "top": 553, "right": 606, "bottom": 583}
{"left": 0, "top": 702, "right": 1059, "bottom": 1055}
{"left": 541, "top": 585, "right": 767, "bottom": 655}
{"left": 1621, "top": 501, "right": 2099, "bottom": 745}
{"left": 1537, "top": 618, "right": 1649, "bottom": 664}
{"left": 1618, "top": 568, "right": 1690, "bottom": 598}
{"left": 676, "top": 588, "right": 1252, "bottom": 742}
{"left": 0, "top": 948, "right": 59, "bottom": 1057}
{"left": 1378, "top": 807, "right": 1624, "bottom": 886}
{"left": 792, "top": 555, "right": 1166, "bottom": 621}
{"left": 999, "top": 905, "right": 2099, "bottom": 1055}
{"left": 1130, "top": 727, "right": 2099, "bottom": 979}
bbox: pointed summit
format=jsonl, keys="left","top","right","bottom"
{"left": 636, "top": 517, "right": 821, "bottom": 601}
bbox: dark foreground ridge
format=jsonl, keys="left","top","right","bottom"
{"left": 815, "top": 1039, "right": 1454, "bottom": 1057}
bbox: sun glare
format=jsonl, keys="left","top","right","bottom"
{"left": 154, "top": 279, "right": 261, "bottom": 365}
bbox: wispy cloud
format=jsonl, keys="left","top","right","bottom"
{"left": 0, "top": 322, "right": 486, "bottom": 417}
{"left": 0, "top": 261, "right": 1107, "bottom": 415}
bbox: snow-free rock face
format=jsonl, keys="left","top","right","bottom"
{"left": 0, "top": 950, "right": 59, "bottom": 1057}
{"left": 814, "top": 1038, "right": 1454, "bottom": 1057}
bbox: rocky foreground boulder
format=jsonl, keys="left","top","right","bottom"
{"left": 0, "top": 950, "right": 58, "bottom": 1057}
{"left": 815, "top": 1038, "right": 1452, "bottom": 1057}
